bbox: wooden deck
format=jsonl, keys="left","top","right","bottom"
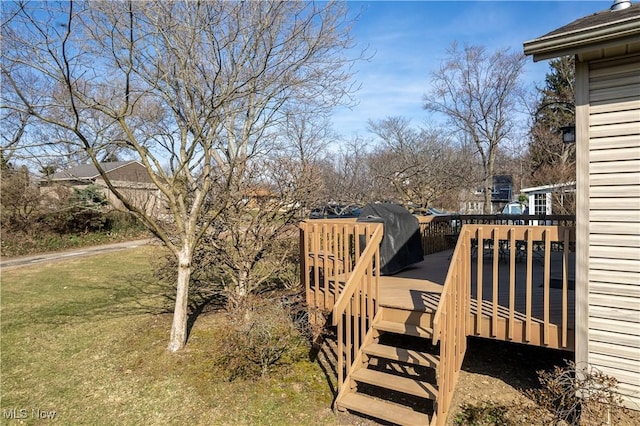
{"left": 378, "top": 249, "right": 576, "bottom": 351}
{"left": 300, "top": 219, "right": 576, "bottom": 425}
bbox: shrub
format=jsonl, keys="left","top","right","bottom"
{"left": 213, "top": 297, "right": 309, "bottom": 381}
{"left": 103, "top": 210, "right": 145, "bottom": 233}
{"left": 524, "top": 360, "right": 628, "bottom": 425}
{"left": 0, "top": 165, "right": 44, "bottom": 233}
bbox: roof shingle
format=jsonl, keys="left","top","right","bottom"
{"left": 50, "top": 161, "right": 137, "bottom": 181}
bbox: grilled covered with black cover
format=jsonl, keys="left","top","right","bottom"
{"left": 357, "top": 203, "right": 424, "bottom": 275}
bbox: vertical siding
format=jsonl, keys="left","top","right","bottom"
{"left": 587, "top": 55, "right": 640, "bottom": 409}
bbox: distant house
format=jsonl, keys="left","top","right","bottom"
{"left": 458, "top": 175, "right": 514, "bottom": 214}
{"left": 43, "top": 161, "right": 163, "bottom": 216}
{"left": 521, "top": 182, "right": 576, "bottom": 216}
{"left": 525, "top": 0, "right": 640, "bottom": 409}
{"left": 491, "top": 175, "right": 513, "bottom": 205}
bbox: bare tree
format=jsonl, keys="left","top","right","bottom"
{"left": 2, "top": 1, "right": 357, "bottom": 351}
{"left": 367, "top": 116, "right": 469, "bottom": 209}
{"left": 323, "top": 136, "right": 372, "bottom": 206}
{"left": 276, "top": 107, "right": 337, "bottom": 214}
{"left": 424, "top": 44, "right": 526, "bottom": 213}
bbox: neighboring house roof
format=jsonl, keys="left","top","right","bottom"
{"left": 49, "top": 161, "right": 143, "bottom": 182}
{"left": 523, "top": 2, "right": 640, "bottom": 61}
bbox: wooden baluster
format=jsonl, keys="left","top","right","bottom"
{"left": 492, "top": 227, "right": 499, "bottom": 337}
{"left": 353, "top": 283, "right": 359, "bottom": 361}
{"left": 337, "top": 311, "right": 343, "bottom": 391}
{"left": 346, "top": 301, "right": 352, "bottom": 381}
{"left": 543, "top": 228, "right": 551, "bottom": 346}
{"left": 464, "top": 229, "right": 471, "bottom": 335}
{"left": 508, "top": 228, "right": 516, "bottom": 341}
{"left": 312, "top": 223, "right": 320, "bottom": 309}
{"left": 526, "top": 228, "right": 533, "bottom": 343}
{"left": 476, "top": 227, "right": 484, "bottom": 336}
{"left": 343, "top": 224, "right": 349, "bottom": 276}
{"left": 562, "top": 228, "right": 569, "bottom": 348}
{"left": 322, "top": 223, "right": 328, "bottom": 309}
{"left": 332, "top": 224, "right": 339, "bottom": 303}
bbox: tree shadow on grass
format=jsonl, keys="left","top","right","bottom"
{"left": 309, "top": 330, "right": 339, "bottom": 399}
{"left": 30, "top": 272, "right": 176, "bottom": 326}
{"left": 185, "top": 289, "right": 227, "bottom": 340}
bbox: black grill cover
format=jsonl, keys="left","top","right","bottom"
{"left": 357, "top": 203, "right": 424, "bottom": 275}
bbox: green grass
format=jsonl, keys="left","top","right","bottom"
{"left": 1, "top": 247, "right": 336, "bottom": 425}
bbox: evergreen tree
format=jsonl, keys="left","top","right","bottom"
{"left": 529, "top": 56, "right": 576, "bottom": 186}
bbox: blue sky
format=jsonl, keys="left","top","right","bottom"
{"left": 332, "top": 0, "right": 613, "bottom": 138}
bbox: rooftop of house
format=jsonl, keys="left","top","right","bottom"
{"left": 544, "top": 1, "right": 639, "bottom": 38}
{"left": 523, "top": 1, "right": 640, "bottom": 60}
{"left": 50, "top": 161, "right": 141, "bottom": 181}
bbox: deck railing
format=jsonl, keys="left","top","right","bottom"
{"left": 462, "top": 224, "right": 576, "bottom": 349}
{"left": 432, "top": 228, "right": 471, "bottom": 425}
{"left": 417, "top": 214, "right": 576, "bottom": 255}
{"left": 300, "top": 218, "right": 358, "bottom": 313}
{"left": 299, "top": 219, "right": 383, "bottom": 392}
{"left": 331, "top": 224, "right": 383, "bottom": 392}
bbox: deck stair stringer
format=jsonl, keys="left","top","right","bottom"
{"left": 334, "top": 305, "right": 443, "bottom": 426}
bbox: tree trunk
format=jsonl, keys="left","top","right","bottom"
{"left": 484, "top": 147, "right": 497, "bottom": 214}
{"left": 167, "top": 246, "right": 192, "bottom": 352}
{"left": 483, "top": 175, "right": 492, "bottom": 214}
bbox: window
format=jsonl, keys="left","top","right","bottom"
{"left": 534, "top": 193, "right": 546, "bottom": 215}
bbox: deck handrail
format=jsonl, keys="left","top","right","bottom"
{"left": 432, "top": 227, "right": 471, "bottom": 425}
{"left": 331, "top": 223, "right": 383, "bottom": 394}
{"left": 331, "top": 224, "right": 383, "bottom": 324}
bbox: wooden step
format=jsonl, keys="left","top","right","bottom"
{"left": 374, "top": 319, "right": 434, "bottom": 339}
{"left": 350, "top": 368, "right": 437, "bottom": 399}
{"left": 381, "top": 306, "right": 434, "bottom": 328}
{"left": 363, "top": 343, "right": 439, "bottom": 368}
{"left": 338, "top": 393, "right": 430, "bottom": 426}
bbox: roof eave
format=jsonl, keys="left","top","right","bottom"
{"left": 523, "top": 16, "right": 640, "bottom": 61}
{"left": 521, "top": 182, "right": 576, "bottom": 194}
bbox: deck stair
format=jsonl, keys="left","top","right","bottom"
{"left": 335, "top": 305, "right": 443, "bottom": 426}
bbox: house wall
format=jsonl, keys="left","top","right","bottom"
{"left": 94, "top": 179, "right": 166, "bottom": 218}
{"left": 577, "top": 53, "right": 640, "bottom": 409}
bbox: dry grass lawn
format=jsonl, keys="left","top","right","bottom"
{"left": 1, "top": 247, "right": 337, "bottom": 425}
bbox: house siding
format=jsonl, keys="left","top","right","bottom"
{"left": 586, "top": 54, "right": 640, "bottom": 409}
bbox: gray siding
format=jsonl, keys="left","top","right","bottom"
{"left": 587, "top": 55, "right": 640, "bottom": 409}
